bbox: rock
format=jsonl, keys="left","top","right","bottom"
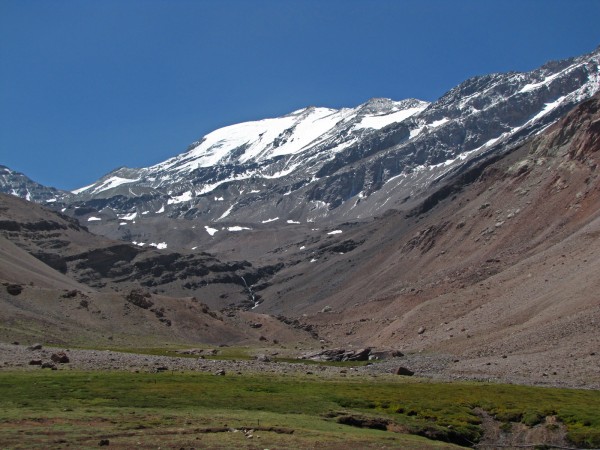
{"left": 417, "top": 326, "right": 426, "bottom": 334}
{"left": 98, "top": 439, "right": 110, "bottom": 446}
{"left": 344, "top": 348, "right": 371, "bottom": 361}
{"left": 27, "top": 343, "right": 42, "bottom": 351}
{"left": 391, "top": 350, "right": 404, "bottom": 358}
{"left": 61, "top": 290, "right": 79, "bottom": 298}
{"left": 41, "top": 362, "right": 56, "bottom": 369}
{"left": 28, "top": 359, "right": 42, "bottom": 365}
{"left": 214, "top": 369, "right": 226, "bottom": 376}
{"left": 6, "top": 284, "right": 23, "bottom": 296}
{"left": 393, "top": 367, "right": 415, "bottom": 376}
{"left": 321, "top": 305, "right": 332, "bottom": 313}
{"left": 51, "top": 352, "right": 70, "bottom": 364}
{"left": 249, "top": 322, "right": 262, "bottom": 329}
{"left": 255, "top": 354, "right": 271, "bottom": 362}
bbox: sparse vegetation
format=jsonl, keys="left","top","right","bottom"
{"left": 0, "top": 371, "right": 598, "bottom": 448}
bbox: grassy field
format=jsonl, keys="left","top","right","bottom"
{"left": 0, "top": 370, "right": 598, "bottom": 449}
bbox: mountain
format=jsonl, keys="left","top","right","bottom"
{"left": 0, "top": 165, "right": 66, "bottom": 204}
{"left": 59, "top": 47, "right": 600, "bottom": 243}
{"left": 1, "top": 49, "right": 600, "bottom": 387}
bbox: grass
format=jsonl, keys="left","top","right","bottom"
{"left": 0, "top": 371, "right": 598, "bottom": 448}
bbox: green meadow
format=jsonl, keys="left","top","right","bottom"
{"left": 0, "top": 370, "right": 598, "bottom": 449}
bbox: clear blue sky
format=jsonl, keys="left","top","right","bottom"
{"left": 1, "top": 0, "right": 599, "bottom": 191}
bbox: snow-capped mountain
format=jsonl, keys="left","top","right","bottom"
{"left": 0, "top": 165, "right": 66, "bottom": 204}
{"left": 2, "top": 47, "right": 599, "bottom": 240}
{"left": 64, "top": 47, "right": 599, "bottom": 229}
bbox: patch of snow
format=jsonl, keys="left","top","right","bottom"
{"left": 205, "top": 226, "right": 218, "bottom": 236}
{"left": 227, "top": 226, "right": 252, "bottom": 232}
{"left": 310, "top": 258, "right": 318, "bottom": 263}
{"left": 118, "top": 212, "right": 137, "bottom": 221}
{"left": 430, "top": 118, "right": 449, "bottom": 128}
{"left": 299, "top": 246, "right": 306, "bottom": 250}
{"left": 287, "top": 220, "right": 300, "bottom": 224}
{"left": 191, "top": 246, "right": 197, "bottom": 250}
{"left": 214, "top": 196, "right": 224, "bottom": 201}
{"left": 87, "top": 216, "right": 101, "bottom": 221}
{"left": 327, "top": 230, "right": 342, "bottom": 235}
{"left": 261, "top": 217, "right": 279, "bottom": 223}
{"left": 167, "top": 191, "right": 193, "bottom": 205}
{"left": 142, "top": 211, "right": 149, "bottom": 215}
{"left": 217, "top": 204, "right": 235, "bottom": 221}
{"left": 45, "top": 198, "right": 57, "bottom": 203}
{"left": 73, "top": 175, "right": 140, "bottom": 195}
{"left": 119, "top": 222, "right": 127, "bottom": 226}
{"left": 149, "top": 242, "right": 168, "bottom": 250}
{"left": 354, "top": 104, "right": 428, "bottom": 130}
{"left": 156, "top": 205, "right": 165, "bottom": 213}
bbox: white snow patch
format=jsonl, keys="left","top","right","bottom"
{"left": 156, "top": 205, "right": 165, "bottom": 213}
{"left": 430, "top": 118, "right": 449, "bottom": 128}
{"left": 119, "top": 222, "right": 127, "bottom": 226}
{"left": 118, "top": 212, "right": 137, "bottom": 221}
{"left": 191, "top": 246, "right": 197, "bottom": 250}
{"left": 227, "top": 226, "right": 252, "bottom": 232}
{"left": 299, "top": 245, "right": 306, "bottom": 250}
{"left": 327, "top": 230, "right": 342, "bottom": 235}
{"left": 310, "top": 258, "right": 318, "bottom": 263}
{"left": 261, "top": 217, "right": 279, "bottom": 223}
{"left": 73, "top": 176, "right": 140, "bottom": 195}
{"left": 287, "top": 220, "right": 301, "bottom": 224}
{"left": 214, "top": 196, "right": 224, "bottom": 201}
{"left": 87, "top": 216, "right": 102, "bottom": 221}
{"left": 149, "top": 242, "right": 168, "bottom": 249}
{"left": 167, "top": 191, "right": 193, "bottom": 205}
{"left": 354, "top": 104, "right": 428, "bottom": 130}
{"left": 205, "top": 226, "right": 218, "bottom": 236}
{"left": 217, "top": 204, "right": 235, "bottom": 220}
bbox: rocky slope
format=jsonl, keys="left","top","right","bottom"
{"left": 240, "top": 92, "right": 600, "bottom": 386}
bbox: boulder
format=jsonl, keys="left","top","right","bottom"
{"left": 51, "top": 352, "right": 70, "bottom": 364}
{"left": 394, "top": 367, "right": 414, "bottom": 376}
{"left": 6, "top": 284, "right": 23, "bottom": 296}
{"left": 28, "top": 359, "right": 42, "bottom": 365}
{"left": 41, "top": 362, "right": 56, "bottom": 369}
{"left": 27, "top": 343, "right": 42, "bottom": 351}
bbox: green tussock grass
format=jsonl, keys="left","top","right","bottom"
{"left": 0, "top": 371, "right": 598, "bottom": 448}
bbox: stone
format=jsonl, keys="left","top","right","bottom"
{"left": 27, "top": 343, "right": 42, "bottom": 351}
{"left": 417, "top": 326, "right": 425, "bottom": 334}
{"left": 98, "top": 439, "right": 110, "bottom": 446}
{"left": 255, "top": 354, "right": 271, "bottom": 362}
{"left": 6, "top": 284, "right": 23, "bottom": 296}
{"left": 51, "top": 352, "right": 70, "bottom": 364}
{"left": 393, "top": 367, "right": 414, "bottom": 376}
{"left": 29, "top": 359, "right": 42, "bottom": 365}
{"left": 214, "top": 369, "right": 226, "bottom": 376}
{"left": 41, "top": 362, "right": 56, "bottom": 369}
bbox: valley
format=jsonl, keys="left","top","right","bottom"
{"left": 1, "top": 46, "right": 600, "bottom": 449}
